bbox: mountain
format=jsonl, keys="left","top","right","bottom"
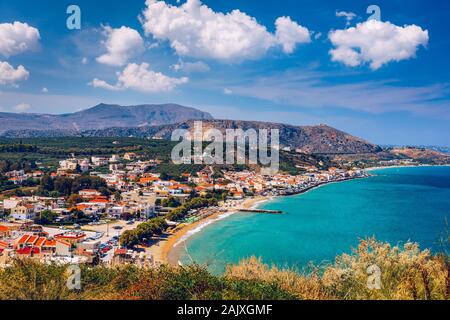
{"left": 0, "top": 103, "right": 213, "bottom": 133}
{"left": 0, "top": 106, "right": 381, "bottom": 154}
{"left": 81, "top": 120, "right": 382, "bottom": 155}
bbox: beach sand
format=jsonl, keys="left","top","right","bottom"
{"left": 148, "top": 196, "right": 268, "bottom": 266}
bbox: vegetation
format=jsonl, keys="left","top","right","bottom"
{"left": 119, "top": 197, "right": 219, "bottom": 247}
{"left": 0, "top": 238, "right": 447, "bottom": 300}
{"left": 39, "top": 175, "right": 110, "bottom": 197}
{"left": 120, "top": 217, "right": 168, "bottom": 248}
{"left": 165, "top": 197, "right": 218, "bottom": 222}
{"left": 34, "top": 210, "right": 59, "bottom": 225}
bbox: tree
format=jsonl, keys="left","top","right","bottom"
{"left": 120, "top": 230, "right": 140, "bottom": 248}
{"left": 35, "top": 210, "right": 59, "bottom": 225}
{"left": 40, "top": 175, "right": 54, "bottom": 192}
{"left": 67, "top": 194, "right": 83, "bottom": 207}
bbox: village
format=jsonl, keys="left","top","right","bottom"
{"left": 0, "top": 150, "right": 369, "bottom": 268}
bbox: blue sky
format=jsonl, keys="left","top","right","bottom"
{"left": 0, "top": 0, "right": 449, "bottom": 146}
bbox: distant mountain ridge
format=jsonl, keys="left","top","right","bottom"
{"left": 0, "top": 103, "right": 213, "bottom": 133}
{"left": 1, "top": 117, "right": 381, "bottom": 155}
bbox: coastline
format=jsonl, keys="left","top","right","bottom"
{"left": 150, "top": 196, "right": 268, "bottom": 266}
{"left": 155, "top": 164, "right": 450, "bottom": 267}
{"left": 159, "top": 177, "right": 365, "bottom": 266}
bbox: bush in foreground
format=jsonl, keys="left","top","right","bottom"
{"left": 0, "top": 239, "right": 448, "bottom": 300}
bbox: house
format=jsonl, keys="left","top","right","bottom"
{"left": 15, "top": 234, "right": 72, "bottom": 257}
{"left": 107, "top": 206, "right": 125, "bottom": 219}
{"left": 54, "top": 232, "right": 86, "bottom": 244}
{"left": 3, "top": 198, "right": 20, "bottom": 210}
{"left": 109, "top": 155, "right": 121, "bottom": 163}
{"left": 59, "top": 159, "right": 78, "bottom": 171}
{"left": 11, "top": 205, "right": 35, "bottom": 220}
{"left": 79, "top": 189, "right": 101, "bottom": 199}
{"left": 124, "top": 153, "right": 137, "bottom": 161}
{"left": 91, "top": 156, "right": 109, "bottom": 166}
{"left": 0, "top": 225, "right": 10, "bottom": 237}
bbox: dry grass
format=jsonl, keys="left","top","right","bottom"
{"left": 0, "top": 238, "right": 448, "bottom": 300}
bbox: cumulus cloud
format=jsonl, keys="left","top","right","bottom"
{"left": 96, "top": 26, "right": 144, "bottom": 66}
{"left": 0, "top": 21, "right": 40, "bottom": 57}
{"left": 329, "top": 20, "right": 429, "bottom": 70}
{"left": 41, "top": 87, "right": 49, "bottom": 93}
{"left": 275, "top": 16, "right": 311, "bottom": 54}
{"left": 0, "top": 61, "right": 29, "bottom": 86}
{"left": 89, "top": 78, "right": 121, "bottom": 91}
{"left": 171, "top": 60, "right": 210, "bottom": 73}
{"left": 90, "top": 62, "right": 188, "bottom": 93}
{"left": 14, "top": 103, "right": 31, "bottom": 112}
{"left": 336, "top": 11, "right": 357, "bottom": 26}
{"left": 141, "top": 0, "right": 311, "bottom": 62}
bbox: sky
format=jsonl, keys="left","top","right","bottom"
{"left": 0, "top": 0, "right": 449, "bottom": 146}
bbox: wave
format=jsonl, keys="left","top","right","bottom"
{"left": 173, "top": 211, "right": 238, "bottom": 248}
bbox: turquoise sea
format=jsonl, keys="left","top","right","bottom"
{"left": 179, "top": 166, "right": 450, "bottom": 274}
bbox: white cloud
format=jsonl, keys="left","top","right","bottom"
{"left": 223, "top": 88, "right": 233, "bottom": 95}
{"left": 336, "top": 11, "right": 357, "bottom": 26}
{"left": 0, "top": 21, "right": 40, "bottom": 57}
{"left": 14, "top": 103, "right": 31, "bottom": 112}
{"left": 329, "top": 20, "right": 429, "bottom": 70}
{"left": 90, "top": 62, "right": 188, "bottom": 93}
{"left": 141, "top": 0, "right": 311, "bottom": 62}
{"left": 82, "top": 57, "right": 88, "bottom": 64}
{"left": 89, "top": 78, "right": 121, "bottom": 91}
{"left": 171, "top": 60, "right": 210, "bottom": 73}
{"left": 96, "top": 26, "right": 144, "bottom": 66}
{"left": 275, "top": 16, "right": 311, "bottom": 54}
{"left": 0, "top": 61, "right": 29, "bottom": 86}
{"left": 41, "top": 87, "right": 49, "bottom": 93}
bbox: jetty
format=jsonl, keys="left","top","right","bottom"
{"left": 238, "top": 209, "right": 284, "bottom": 214}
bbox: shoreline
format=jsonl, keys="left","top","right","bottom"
{"left": 159, "top": 177, "right": 363, "bottom": 266}
{"left": 151, "top": 196, "right": 268, "bottom": 266}
{"left": 155, "top": 164, "right": 450, "bottom": 266}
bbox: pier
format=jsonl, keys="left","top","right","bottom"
{"left": 238, "top": 209, "right": 284, "bottom": 214}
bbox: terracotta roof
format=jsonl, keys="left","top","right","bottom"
{"left": 114, "top": 249, "right": 127, "bottom": 256}
{"left": 139, "top": 177, "right": 158, "bottom": 183}
{"left": 27, "top": 235, "right": 38, "bottom": 245}
{"left": 0, "top": 225, "right": 9, "bottom": 232}
{"left": 18, "top": 234, "right": 31, "bottom": 245}
{"left": 35, "top": 237, "right": 46, "bottom": 247}
{"left": 55, "top": 233, "right": 85, "bottom": 240}
{"left": 44, "top": 239, "right": 56, "bottom": 247}
{"left": 17, "top": 247, "right": 40, "bottom": 255}
{"left": 90, "top": 198, "right": 109, "bottom": 203}
{"left": 57, "top": 239, "right": 71, "bottom": 247}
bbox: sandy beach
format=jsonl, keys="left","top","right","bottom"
{"left": 148, "top": 196, "right": 268, "bottom": 266}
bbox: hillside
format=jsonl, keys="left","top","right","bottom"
{"left": 390, "top": 147, "right": 450, "bottom": 164}
{"left": 0, "top": 103, "right": 213, "bottom": 133}
{"left": 0, "top": 106, "right": 382, "bottom": 155}
{"left": 81, "top": 120, "right": 381, "bottom": 155}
